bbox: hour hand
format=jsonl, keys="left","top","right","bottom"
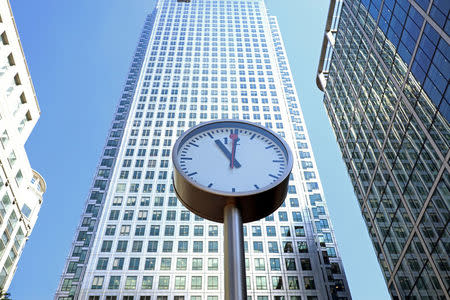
{"left": 215, "top": 139, "right": 241, "bottom": 168}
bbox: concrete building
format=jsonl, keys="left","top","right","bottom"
{"left": 0, "top": 0, "right": 46, "bottom": 291}
{"left": 56, "top": 1, "right": 351, "bottom": 299}
{"left": 317, "top": 0, "right": 449, "bottom": 299}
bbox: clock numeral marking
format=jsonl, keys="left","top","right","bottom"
{"left": 207, "top": 132, "right": 214, "bottom": 139}
{"left": 265, "top": 145, "right": 275, "bottom": 149}
{"left": 181, "top": 157, "right": 192, "bottom": 160}
{"left": 232, "top": 188, "right": 236, "bottom": 192}
{"left": 250, "top": 133, "right": 256, "bottom": 140}
{"left": 189, "top": 142, "right": 199, "bottom": 147}
{"left": 188, "top": 172, "right": 198, "bottom": 176}
{"left": 223, "top": 137, "right": 228, "bottom": 144}
{"left": 208, "top": 183, "right": 213, "bottom": 188}
{"left": 254, "top": 184, "right": 259, "bottom": 189}
{"left": 273, "top": 160, "right": 283, "bottom": 163}
{"left": 269, "top": 174, "right": 278, "bottom": 179}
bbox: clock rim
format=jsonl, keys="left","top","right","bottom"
{"left": 172, "top": 119, "right": 293, "bottom": 198}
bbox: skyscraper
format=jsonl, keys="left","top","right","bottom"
{"left": 56, "top": 1, "right": 351, "bottom": 299}
{"left": 0, "top": 0, "right": 46, "bottom": 290}
{"left": 317, "top": 0, "right": 449, "bottom": 299}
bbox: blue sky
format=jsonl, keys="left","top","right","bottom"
{"left": 9, "top": 0, "right": 389, "bottom": 299}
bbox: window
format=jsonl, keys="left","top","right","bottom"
{"left": 179, "top": 225, "right": 189, "bottom": 236}
{"left": 283, "top": 242, "right": 294, "bottom": 253}
{"left": 191, "top": 276, "right": 202, "bottom": 289}
{"left": 145, "top": 258, "right": 156, "bottom": 270}
{"left": 208, "top": 258, "right": 218, "bottom": 270}
{"left": 108, "top": 276, "right": 120, "bottom": 289}
{"left": 294, "top": 226, "right": 305, "bottom": 237}
{"left": 255, "top": 276, "right": 267, "bottom": 290}
{"left": 208, "top": 241, "right": 218, "bottom": 252}
{"left": 278, "top": 211, "right": 288, "bottom": 221}
{"left": 177, "top": 258, "right": 187, "bottom": 270}
{"left": 128, "top": 258, "right": 140, "bottom": 270}
{"left": 252, "top": 226, "right": 261, "bottom": 236}
{"left": 272, "top": 276, "right": 283, "bottom": 289}
{"left": 96, "top": 258, "right": 108, "bottom": 271}
{"left": 147, "top": 241, "right": 158, "bottom": 252}
{"left": 301, "top": 258, "right": 312, "bottom": 270}
{"left": 175, "top": 276, "right": 186, "bottom": 289}
{"left": 142, "top": 276, "right": 153, "bottom": 289}
{"left": 288, "top": 276, "right": 300, "bottom": 289}
{"left": 270, "top": 258, "right": 281, "bottom": 271}
{"left": 254, "top": 258, "right": 265, "bottom": 271}
{"left": 304, "top": 276, "right": 315, "bottom": 289}
{"left": 285, "top": 258, "right": 296, "bottom": 271}
{"left": 125, "top": 276, "right": 137, "bottom": 289}
{"left": 253, "top": 241, "right": 263, "bottom": 253}
{"left": 165, "top": 225, "right": 175, "bottom": 236}
{"left": 194, "top": 225, "right": 204, "bottom": 236}
{"left": 132, "top": 241, "right": 143, "bottom": 252}
{"left": 91, "top": 276, "right": 104, "bottom": 289}
{"left": 280, "top": 226, "right": 291, "bottom": 237}
{"left": 268, "top": 242, "right": 278, "bottom": 253}
{"left": 117, "top": 241, "right": 128, "bottom": 252}
{"left": 192, "top": 258, "right": 202, "bottom": 270}
{"left": 135, "top": 225, "right": 145, "bottom": 236}
{"left": 178, "top": 241, "right": 188, "bottom": 252}
{"left": 112, "top": 258, "right": 124, "bottom": 270}
{"left": 162, "top": 241, "right": 173, "bottom": 252}
{"left": 266, "top": 226, "right": 276, "bottom": 236}
{"left": 161, "top": 258, "right": 171, "bottom": 270}
{"left": 193, "top": 241, "right": 203, "bottom": 253}
{"left": 298, "top": 241, "right": 308, "bottom": 253}
{"left": 158, "top": 276, "right": 170, "bottom": 289}
{"left": 208, "top": 276, "right": 218, "bottom": 290}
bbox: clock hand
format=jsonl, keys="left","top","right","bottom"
{"left": 229, "top": 130, "right": 239, "bottom": 169}
{"left": 214, "top": 139, "right": 241, "bottom": 168}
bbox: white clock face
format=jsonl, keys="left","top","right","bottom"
{"left": 175, "top": 122, "right": 289, "bottom": 194}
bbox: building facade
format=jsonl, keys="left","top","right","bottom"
{"left": 317, "top": 0, "right": 449, "bottom": 299}
{"left": 0, "top": 0, "right": 46, "bottom": 291}
{"left": 56, "top": 0, "right": 351, "bottom": 299}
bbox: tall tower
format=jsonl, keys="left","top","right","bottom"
{"left": 56, "top": 1, "right": 351, "bottom": 299}
{"left": 317, "top": 0, "right": 449, "bottom": 299}
{"left": 0, "top": 0, "right": 46, "bottom": 291}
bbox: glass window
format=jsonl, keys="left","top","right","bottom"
{"left": 158, "top": 276, "right": 170, "bottom": 289}
{"left": 272, "top": 276, "right": 283, "bottom": 289}
{"left": 91, "top": 276, "right": 104, "bottom": 289}
{"left": 175, "top": 276, "right": 186, "bottom": 290}
{"left": 208, "top": 276, "right": 218, "bottom": 290}
{"left": 255, "top": 276, "right": 267, "bottom": 290}
{"left": 112, "top": 258, "right": 124, "bottom": 270}
{"left": 288, "top": 276, "right": 300, "bottom": 289}
{"left": 208, "top": 258, "right": 219, "bottom": 271}
{"left": 125, "top": 276, "right": 137, "bottom": 289}
{"left": 192, "top": 258, "right": 203, "bottom": 270}
{"left": 142, "top": 276, "right": 153, "bottom": 289}
{"left": 191, "top": 276, "right": 202, "bottom": 289}
{"left": 177, "top": 258, "right": 187, "bottom": 270}
{"left": 270, "top": 258, "right": 281, "bottom": 271}
{"left": 108, "top": 276, "right": 120, "bottom": 289}
{"left": 160, "top": 258, "right": 171, "bottom": 270}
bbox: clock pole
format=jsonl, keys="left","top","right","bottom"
{"left": 223, "top": 202, "right": 247, "bottom": 300}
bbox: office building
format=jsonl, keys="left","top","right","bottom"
{"left": 56, "top": 0, "right": 351, "bottom": 299}
{"left": 0, "top": 0, "right": 46, "bottom": 291}
{"left": 317, "top": 0, "right": 449, "bottom": 299}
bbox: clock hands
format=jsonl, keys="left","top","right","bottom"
{"left": 214, "top": 139, "right": 241, "bottom": 168}
{"left": 229, "top": 129, "right": 239, "bottom": 169}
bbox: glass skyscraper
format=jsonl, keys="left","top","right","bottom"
{"left": 317, "top": 0, "right": 449, "bottom": 299}
{"left": 56, "top": 1, "right": 351, "bottom": 299}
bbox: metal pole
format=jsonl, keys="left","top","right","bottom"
{"left": 223, "top": 202, "right": 247, "bottom": 300}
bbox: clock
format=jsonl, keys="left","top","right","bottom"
{"left": 172, "top": 120, "right": 293, "bottom": 223}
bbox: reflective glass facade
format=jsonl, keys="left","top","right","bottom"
{"left": 317, "top": 0, "right": 449, "bottom": 299}
{"left": 56, "top": 1, "right": 351, "bottom": 299}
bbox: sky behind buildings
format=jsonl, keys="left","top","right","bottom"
{"left": 9, "top": 0, "right": 389, "bottom": 299}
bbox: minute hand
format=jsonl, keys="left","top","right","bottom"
{"left": 214, "top": 139, "right": 241, "bottom": 168}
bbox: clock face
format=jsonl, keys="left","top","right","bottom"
{"left": 174, "top": 121, "right": 290, "bottom": 194}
